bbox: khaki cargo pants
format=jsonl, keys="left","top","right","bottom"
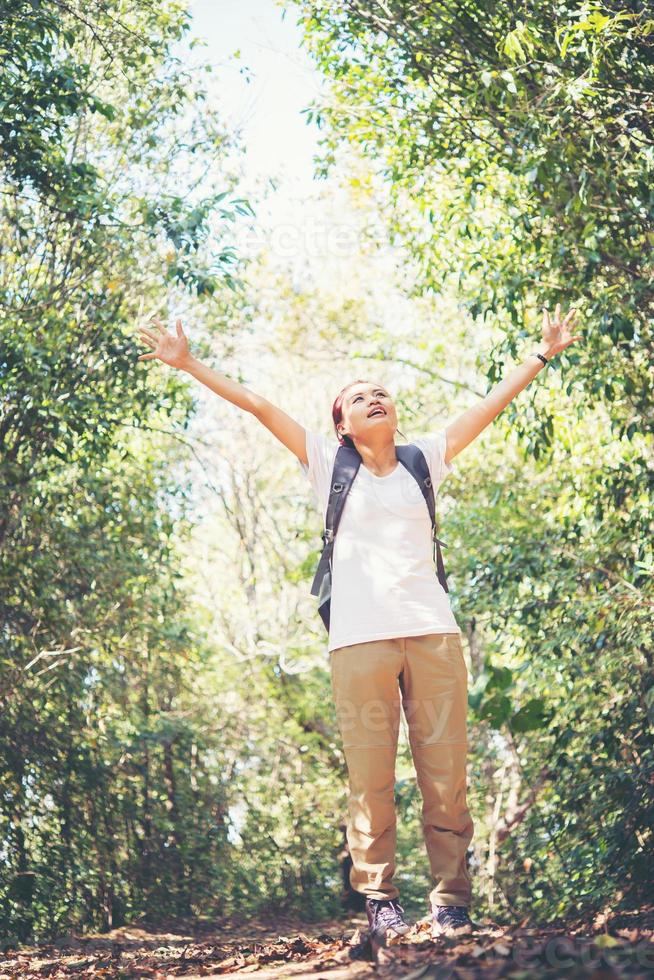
{"left": 330, "top": 632, "right": 474, "bottom": 909}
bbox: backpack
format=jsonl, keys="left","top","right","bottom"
{"left": 310, "top": 442, "right": 449, "bottom": 632}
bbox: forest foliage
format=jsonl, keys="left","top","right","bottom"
{"left": 1, "top": 0, "right": 254, "bottom": 943}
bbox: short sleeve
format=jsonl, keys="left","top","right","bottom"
{"left": 298, "top": 429, "right": 339, "bottom": 518}
{"left": 411, "top": 430, "right": 454, "bottom": 492}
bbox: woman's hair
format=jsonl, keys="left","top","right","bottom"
{"left": 332, "top": 379, "right": 405, "bottom": 447}
{"left": 332, "top": 378, "right": 368, "bottom": 448}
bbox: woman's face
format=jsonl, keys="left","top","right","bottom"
{"left": 337, "top": 382, "right": 397, "bottom": 444}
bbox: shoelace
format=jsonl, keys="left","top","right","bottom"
{"left": 371, "top": 899, "right": 406, "bottom": 930}
{"left": 434, "top": 905, "right": 470, "bottom": 927}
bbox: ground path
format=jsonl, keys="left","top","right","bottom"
{"left": 1, "top": 905, "right": 651, "bottom": 978}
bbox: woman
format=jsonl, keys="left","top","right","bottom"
{"left": 136, "top": 305, "right": 581, "bottom": 941}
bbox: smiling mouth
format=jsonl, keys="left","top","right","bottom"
{"left": 368, "top": 408, "right": 386, "bottom": 418}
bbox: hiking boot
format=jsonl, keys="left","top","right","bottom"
{"left": 365, "top": 896, "right": 411, "bottom": 941}
{"left": 431, "top": 904, "right": 473, "bottom": 938}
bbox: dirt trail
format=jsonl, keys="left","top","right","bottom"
{"left": 1, "top": 905, "right": 651, "bottom": 978}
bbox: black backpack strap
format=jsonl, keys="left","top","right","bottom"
{"left": 396, "top": 444, "right": 449, "bottom": 594}
{"left": 310, "top": 446, "right": 361, "bottom": 627}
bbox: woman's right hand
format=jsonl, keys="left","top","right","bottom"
{"left": 137, "top": 316, "right": 191, "bottom": 369}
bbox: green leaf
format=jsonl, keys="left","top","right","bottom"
{"left": 479, "top": 694, "right": 513, "bottom": 727}
{"left": 510, "top": 698, "right": 549, "bottom": 733}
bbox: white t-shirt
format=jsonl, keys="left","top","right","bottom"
{"left": 298, "top": 430, "right": 461, "bottom": 652}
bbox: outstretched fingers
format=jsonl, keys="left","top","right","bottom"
{"left": 137, "top": 321, "right": 161, "bottom": 362}
{"left": 543, "top": 304, "right": 581, "bottom": 330}
{"left": 150, "top": 316, "right": 168, "bottom": 336}
{"left": 136, "top": 315, "right": 187, "bottom": 365}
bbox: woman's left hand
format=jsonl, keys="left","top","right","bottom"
{"left": 541, "top": 303, "right": 583, "bottom": 358}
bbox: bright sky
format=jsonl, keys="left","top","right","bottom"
{"left": 182, "top": 0, "right": 442, "bottom": 408}
{"left": 189, "top": 0, "right": 326, "bottom": 218}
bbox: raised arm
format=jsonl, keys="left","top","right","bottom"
{"left": 444, "top": 304, "right": 582, "bottom": 464}
{"left": 136, "top": 317, "right": 308, "bottom": 466}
